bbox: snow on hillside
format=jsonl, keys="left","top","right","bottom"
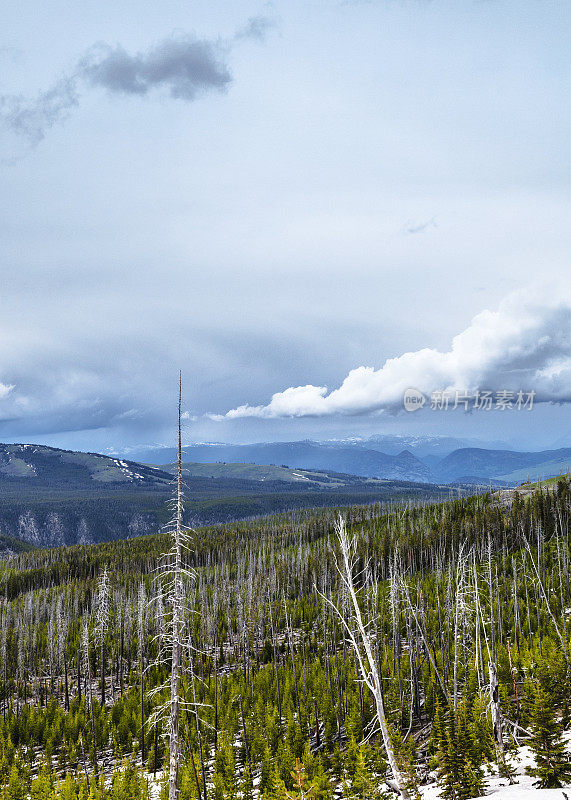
{"left": 421, "top": 737, "right": 571, "bottom": 800}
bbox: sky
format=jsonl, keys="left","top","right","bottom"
{"left": 0, "top": 0, "right": 569, "bottom": 454}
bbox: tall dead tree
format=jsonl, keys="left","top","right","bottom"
{"left": 452, "top": 544, "right": 469, "bottom": 712}
{"left": 169, "top": 373, "right": 185, "bottom": 800}
{"left": 95, "top": 567, "right": 110, "bottom": 707}
{"left": 82, "top": 622, "right": 99, "bottom": 777}
{"left": 320, "top": 516, "right": 415, "bottom": 800}
{"left": 148, "top": 377, "right": 189, "bottom": 800}
{"left": 138, "top": 582, "right": 147, "bottom": 765}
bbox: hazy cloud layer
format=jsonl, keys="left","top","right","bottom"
{"left": 0, "top": 3, "right": 568, "bottom": 452}
{"left": 0, "top": 340, "right": 172, "bottom": 438}
{"left": 220, "top": 287, "right": 571, "bottom": 419}
{"left": 0, "top": 322, "right": 319, "bottom": 443}
{"left": 0, "top": 17, "right": 274, "bottom": 146}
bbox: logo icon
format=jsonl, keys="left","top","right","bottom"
{"left": 403, "top": 388, "right": 426, "bottom": 412}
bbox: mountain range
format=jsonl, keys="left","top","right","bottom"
{"left": 0, "top": 443, "right": 455, "bottom": 548}
{"left": 0, "top": 438, "right": 568, "bottom": 548}
{"left": 134, "top": 441, "right": 434, "bottom": 482}
{"left": 129, "top": 437, "right": 571, "bottom": 485}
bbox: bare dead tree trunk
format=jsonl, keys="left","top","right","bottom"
{"left": 268, "top": 600, "right": 282, "bottom": 725}
{"left": 452, "top": 544, "right": 468, "bottom": 712}
{"left": 169, "top": 373, "right": 184, "bottom": 800}
{"left": 138, "top": 583, "right": 146, "bottom": 765}
{"left": 480, "top": 541, "right": 509, "bottom": 779}
{"left": 82, "top": 623, "right": 99, "bottom": 778}
{"left": 64, "top": 658, "right": 70, "bottom": 712}
{"left": 399, "top": 577, "right": 448, "bottom": 703}
{"left": 95, "top": 567, "right": 110, "bottom": 708}
{"left": 523, "top": 529, "right": 569, "bottom": 664}
{"left": 77, "top": 647, "right": 82, "bottom": 703}
{"left": 321, "top": 517, "right": 414, "bottom": 800}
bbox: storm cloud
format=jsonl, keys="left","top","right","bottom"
{"left": 0, "top": 2, "right": 568, "bottom": 451}
{"left": 220, "top": 287, "right": 571, "bottom": 419}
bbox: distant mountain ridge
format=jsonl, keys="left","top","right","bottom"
{"left": 432, "top": 446, "right": 571, "bottom": 483}
{"left": 134, "top": 441, "right": 433, "bottom": 482}
{"left": 0, "top": 443, "right": 454, "bottom": 548}
{"left": 0, "top": 443, "right": 174, "bottom": 548}
{"left": 330, "top": 433, "right": 507, "bottom": 457}
{"left": 131, "top": 438, "right": 571, "bottom": 485}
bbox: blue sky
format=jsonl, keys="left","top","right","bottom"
{"left": 0, "top": 0, "right": 569, "bottom": 452}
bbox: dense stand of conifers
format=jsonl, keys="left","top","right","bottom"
{"left": 0, "top": 480, "right": 569, "bottom": 799}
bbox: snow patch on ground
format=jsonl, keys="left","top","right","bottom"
{"left": 421, "top": 737, "right": 571, "bottom": 800}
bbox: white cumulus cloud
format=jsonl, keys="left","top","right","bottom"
{"left": 0, "top": 382, "right": 14, "bottom": 399}
{"left": 221, "top": 285, "right": 571, "bottom": 419}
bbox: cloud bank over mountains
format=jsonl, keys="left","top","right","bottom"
{"left": 0, "top": 284, "right": 568, "bottom": 445}
{"left": 219, "top": 287, "right": 571, "bottom": 420}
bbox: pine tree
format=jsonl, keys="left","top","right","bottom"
{"left": 240, "top": 764, "right": 254, "bottom": 800}
{"left": 467, "top": 697, "right": 494, "bottom": 767}
{"left": 526, "top": 679, "right": 571, "bottom": 788}
{"left": 285, "top": 759, "right": 316, "bottom": 800}
{"left": 260, "top": 745, "right": 275, "bottom": 797}
{"left": 30, "top": 761, "right": 54, "bottom": 800}
{"left": 455, "top": 706, "right": 485, "bottom": 799}
{"left": 346, "top": 746, "right": 386, "bottom": 800}
{"left": 390, "top": 729, "right": 420, "bottom": 800}
{"left": 4, "top": 762, "right": 26, "bottom": 800}
{"left": 435, "top": 705, "right": 485, "bottom": 800}
{"left": 429, "top": 700, "right": 447, "bottom": 765}
{"left": 310, "top": 757, "right": 333, "bottom": 800}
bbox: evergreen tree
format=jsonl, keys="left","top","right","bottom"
{"left": 526, "top": 679, "right": 571, "bottom": 788}
{"left": 434, "top": 705, "right": 485, "bottom": 800}
{"left": 240, "top": 764, "right": 254, "bottom": 800}
{"left": 260, "top": 745, "right": 276, "bottom": 797}
{"left": 284, "top": 759, "right": 315, "bottom": 800}
{"left": 310, "top": 757, "right": 333, "bottom": 800}
{"left": 30, "top": 761, "right": 54, "bottom": 800}
{"left": 429, "top": 700, "right": 447, "bottom": 765}
{"left": 345, "top": 746, "right": 387, "bottom": 800}
{"left": 4, "top": 762, "right": 26, "bottom": 800}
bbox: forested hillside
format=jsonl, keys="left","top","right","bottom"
{"left": 0, "top": 478, "right": 569, "bottom": 798}
{"left": 0, "top": 444, "right": 461, "bottom": 546}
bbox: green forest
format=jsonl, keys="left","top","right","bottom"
{"left": 0, "top": 477, "right": 569, "bottom": 800}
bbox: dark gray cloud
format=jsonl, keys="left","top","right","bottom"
{"left": 0, "top": 320, "right": 320, "bottom": 443}
{"left": 79, "top": 36, "right": 231, "bottom": 100}
{"left": 0, "top": 19, "right": 273, "bottom": 148}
